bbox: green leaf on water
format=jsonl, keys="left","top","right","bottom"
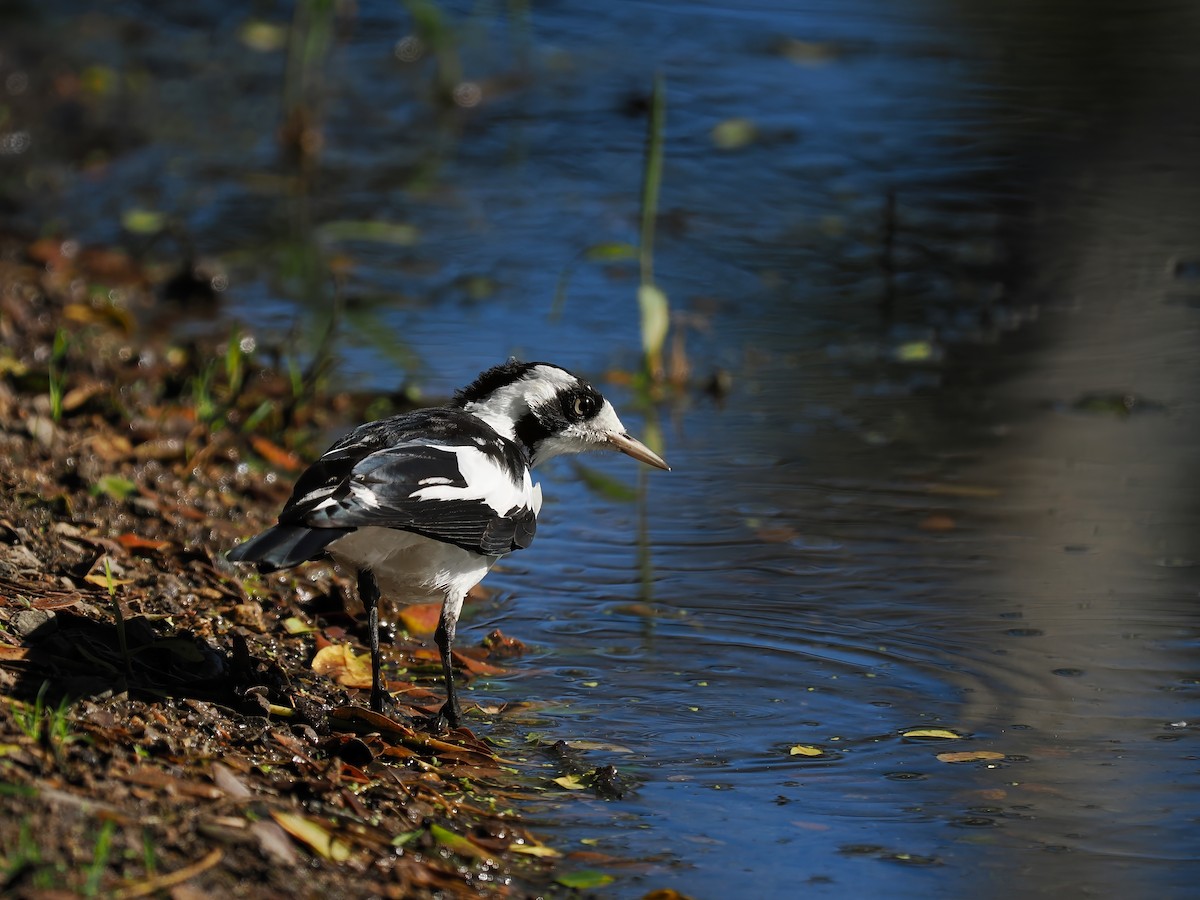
{"left": 552, "top": 774, "right": 587, "bottom": 791}
{"left": 555, "top": 869, "right": 615, "bottom": 889}
{"left": 892, "top": 340, "right": 937, "bottom": 363}
{"left": 582, "top": 242, "right": 639, "bottom": 262}
{"left": 121, "top": 208, "right": 166, "bottom": 235}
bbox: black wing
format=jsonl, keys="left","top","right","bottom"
{"left": 277, "top": 409, "right": 538, "bottom": 556}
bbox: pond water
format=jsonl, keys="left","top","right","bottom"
{"left": 5, "top": 0, "right": 1200, "bottom": 896}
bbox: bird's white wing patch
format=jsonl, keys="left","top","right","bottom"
{"left": 409, "top": 445, "right": 535, "bottom": 515}
{"left": 350, "top": 482, "right": 380, "bottom": 508}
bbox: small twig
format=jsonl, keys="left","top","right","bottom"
{"left": 112, "top": 847, "right": 223, "bottom": 899}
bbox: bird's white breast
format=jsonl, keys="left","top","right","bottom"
{"left": 327, "top": 527, "right": 496, "bottom": 605}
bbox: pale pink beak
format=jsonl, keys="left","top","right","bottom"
{"left": 606, "top": 431, "right": 670, "bottom": 470}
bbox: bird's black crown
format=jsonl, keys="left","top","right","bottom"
{"left": 452, "top": 360, "right": 545, "bottom": 407}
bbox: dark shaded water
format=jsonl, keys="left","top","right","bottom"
{"left": 5, "top": 0, "right": 1200, "bottom": 895}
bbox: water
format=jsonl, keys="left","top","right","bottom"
{"left": 4, "top": 0, "right": 1200, "bottom": 895}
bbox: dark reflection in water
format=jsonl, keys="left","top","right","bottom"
{"left": 5, "top": 0, "right": 1200, "bottom": 896}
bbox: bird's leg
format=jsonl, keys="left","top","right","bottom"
{"left": 357, "top": 569, "right": 386, "bottom": 713}
{"left": 434, "top": 611, "right": 461, "bottom": 729}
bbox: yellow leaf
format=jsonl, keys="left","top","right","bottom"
{"left": 711, "top": 117, "right": 758, "bottom": 150}
{"left": 270, "top": 811, "right": 351, "bottom": 862}
{"left": 429, "top": 824, "right": 490, "bottom": 860}
{"left": 397, "top": 602, "right": 440, "bottom": 635}
{"left": 311, "top": 644, "right": 373, "bottom": 688}
{"left": 509, "top": 842, "right": 562, "bottom": 858}
{"left": 902, "top": 728, "right": 963, "bottom": 740}
{"left": 282, "top": 617, "right": 317, "bottom": 635}
{"left": 789, "top": 745, "right": 823, "bottom": 757}
{"left": 552, "top": 775, "right": 587, "bottom": 791}
{"left": 937, "top": 751, "right": 1005, "bottom": 764}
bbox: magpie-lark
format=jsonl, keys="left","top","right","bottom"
{"left": 228, "top": 360, "right": 669, "bottom": 728}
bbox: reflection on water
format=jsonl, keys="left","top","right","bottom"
{"left": 6, "top": 0, "right": 1200, "bottom": 895}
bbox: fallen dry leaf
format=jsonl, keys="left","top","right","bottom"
{"left": 116, "top": 533, "right": 174, "bottom": 553}
{"left": 312, "top": 643, "right": 373, "bottom": 688}
{"left": 397, "top": 602, "right": 440, "bottom": 635}
{"left": 249, "top": 435, "right": 305, "bottom": 471}
{"left": 270, "top": 811, "right": 352, "bottom": 862}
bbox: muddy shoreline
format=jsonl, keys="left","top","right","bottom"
{"left": 0, "top": 233, "right": 605, "bottom": 898}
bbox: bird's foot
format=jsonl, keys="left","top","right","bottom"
{"left": 366, "top": 685, "right": 395, "bottom": 717}
{"left": 416, "top": 700, "right": 461, "bottom": 733}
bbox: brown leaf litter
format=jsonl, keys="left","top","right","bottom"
{"left": 0, "top": 233, "right": 559, "bottom": 898}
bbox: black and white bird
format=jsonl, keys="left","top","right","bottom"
{"left": 228, "top": 360, "right": 669, "bottom": 728}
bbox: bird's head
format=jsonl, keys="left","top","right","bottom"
{"left": 454, "top": 360, "right": 670, "bottom": 470}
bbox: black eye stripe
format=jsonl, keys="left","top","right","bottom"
{"left": 563, "top": 386, "right": 601, "bottom": 421}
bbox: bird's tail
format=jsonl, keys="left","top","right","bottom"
{"left": 227, "top": 525, "right": 350, "bottom": 570}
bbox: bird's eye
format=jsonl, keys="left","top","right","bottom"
{"left": 571, "top": 394, "right": 597, "bottom": 419}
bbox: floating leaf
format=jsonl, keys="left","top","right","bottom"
{"left": 892, "top": 340, "right": 937, "bottom": 363}
{"left": 555, "top": 870, "right": 615, "bottom": 890}
{"left": 937, "top": 751, "right": 1005, "bottom": 764}
{"left": 552, "top": 774, "right": 588, "bottom": 791}
{"left": 270, "top": 811, "right": 351, "bottom": 862}
{"left": 583, "top": 242, "right": 638, "bottom": 262}
{"left": 312, "top": 644, "right": 373, "bottom": 688}
{"left": 564, "top": 740, "right": 633, "bottom": 754}
{"left": 239, "top": 19, "right": 288, "bottom": 52}
{"left": 121, "top": 208, "right": 166, "bottom": 235}
{"left": 789, "top": 745, "right": 823, "bottom": 757}
{"left": 318, "top": 220, "right": 420, "bottom": 246}
{"left": 902, "top": 728, "right": 962, "bottom": 740}
{"left": 711, "top": 117, "right": 758, "bottom": 150}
